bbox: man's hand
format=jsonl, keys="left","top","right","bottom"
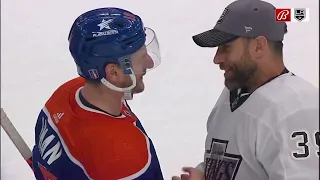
{"left": 172, "top": 167, "right": 205, "bottom": 180}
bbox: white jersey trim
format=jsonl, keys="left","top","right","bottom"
{"left": 75, "top": 87, "right": 126, "bottom": 118}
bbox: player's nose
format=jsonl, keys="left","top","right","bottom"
{"left": 213, "top": 53, "right": 224, "bottom": 65}
{"left": 145, "top": 54, "right": 154, "bottom": 69}
{"left": 213, "top": 47, "right": 226, "bottom": 65}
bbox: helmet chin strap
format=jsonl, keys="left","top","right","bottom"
{"left": 100, "top": 70, "right": 137, "bottom": 100}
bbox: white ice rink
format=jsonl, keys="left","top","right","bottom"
{"left": 1, "top": 0, "right": 319, "bottom": 179}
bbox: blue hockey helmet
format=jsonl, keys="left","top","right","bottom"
{"left": 68, "top": 7, "right": 161, "bottom": 96}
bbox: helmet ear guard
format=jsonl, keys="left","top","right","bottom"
{"left": 118, "top": 56, "right": 134, "bottom": 75}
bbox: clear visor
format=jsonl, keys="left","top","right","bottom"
{"left": 129, "top": 27, "right": 161, "bottom": 75}
{"left": 145, "top": 27, "right": 161, "bottom": 70}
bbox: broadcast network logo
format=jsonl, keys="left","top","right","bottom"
{"left": 275, "top": 8, "right": 310, "bottom": 22}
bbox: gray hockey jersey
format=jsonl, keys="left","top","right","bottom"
{"left": 197, "top": 72, "right": 319, "bottom": 180}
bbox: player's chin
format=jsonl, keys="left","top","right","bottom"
{"left": 132, "top": 81, "right": 145, "bottom": 94}
{"left": 224, "top": 79, "right": 239, "bottom": 91}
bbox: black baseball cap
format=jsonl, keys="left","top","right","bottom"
{"left": 192, "top": 0, "right": 287, "bottom": 47}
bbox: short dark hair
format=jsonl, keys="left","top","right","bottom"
{"left": 267, "top": 40, "right": 284, "bottom": 57}
{"left": 243, "top": 38, "right": 285, "bottom": 58}
{"left": 268, "top": 24, "right": 288, "bottom": 57}
{"left": 85, "top": 79, "right": 101, "bottom": 86}
{"left": 243, "top": 24, "right": 287, "bottom": 57}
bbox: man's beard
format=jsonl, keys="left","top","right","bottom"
{"left": 225, "top": 50, "right": 257, "bottom": 91}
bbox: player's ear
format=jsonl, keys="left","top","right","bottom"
{"left": 252, "top": 36, "right": 268, "bottom": 59}
{"left": 105, "top": 63, "right": 122, "bottom": 82}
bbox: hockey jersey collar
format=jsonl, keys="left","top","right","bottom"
{"left": 229, "top": 68, "right": 293, "bottom": 112}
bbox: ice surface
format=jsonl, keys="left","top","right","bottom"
{"left": 1, "top": 0, "right": 319, "bottom": 179}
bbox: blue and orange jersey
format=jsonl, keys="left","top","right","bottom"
{"left": 31, "top": 77, "right": 164, "bottom": 180}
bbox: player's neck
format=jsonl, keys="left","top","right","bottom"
{"left": 246, "top": 61, "right": 285, "bottom": 93}
{"left": 81, "top": 84, "right": 123, "bottom": 116}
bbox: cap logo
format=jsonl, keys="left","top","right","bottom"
{"left": 244, "top": 26, "right": 252, "bottom": 33}
{"left": 217, "top": 8, "right": 229, "bottom": 24}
